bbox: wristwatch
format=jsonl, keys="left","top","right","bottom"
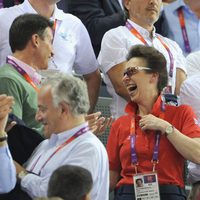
{"left": 165, "top": 125, "right": 174, "bottom": 136}
{"left": 18, "top": 170, "right": 28, "bottom": 180}
{"left": 0, "top": 131, "right": 7, "bottom": 142}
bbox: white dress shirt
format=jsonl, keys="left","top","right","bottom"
{"left": 186, "top": 51, "right": 200, "bottom": 77}
{"left": 0, "top": 145, "right": 16, "bottom": 193}
{"left": 98, "top": 19, "right": 186, "bottom": 118}
{"left": 180, "top": 74, "right": 200, "bottom": 121}
{"left": 0, "top": 0, "right": 98, "bottom": 75}
{"left": 117, "top": 0, "right": 123, "bottom": 9}
{"left": 21, "top": 122, "right": 109, "bottom": 200}
{"left": 180, "top": 74, "right": 200, "bottom": 183}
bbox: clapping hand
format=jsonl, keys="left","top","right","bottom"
{"left": 0, "top": 94, "right": 14, "bottom": 133}
{"left": 85, "top": 112, "right": 114, "bottom": 136}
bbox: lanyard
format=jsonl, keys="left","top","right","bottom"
{"left": 130, "top": 120, "right": 161, "bottom": 173}
{"left": 177, "top": 7, "right": 191, "bottom": 54}
{"left": 6, "top": 57, "right": 39, "bottom": 92}
{"left": 52, "top": 19, "right": 57, "bottom": 43}
{"left": 30, "top": 126, "right": 89, "bottom": 175}
{"left": 125, "top": 21, "right": 174, "bottom": 93}
{"left": 130, "top": 97, "right": 166, "bottom": 173}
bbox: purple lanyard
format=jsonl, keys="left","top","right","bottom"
{"left": 130, "top": 120, "right": 161, "bottom": 173}
{"left": 130, "top": 97, "right": 166, "bottom": 173}
{"left": 177, "top": 7, "right": 191, "bottom": 54}
{"left": 30, "top": 126, "right": 89, "bottom": 175}
{"left": 0, "top": 0, "right": 3, "bottom": 9}
{"left": 126, "top": 21, "right": 174, "bottom": 92}
{"left": 6, "top": 57, "right": 38, "bottom": 91}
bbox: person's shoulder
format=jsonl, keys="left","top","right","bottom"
{"left": 167, "top": 102, "right": 194, "bottom": 115}
{"left": 102, "top": 25, "right": 125, "bottom": 42}
{"left": 77, "top": 132, "right": 107, "bottom": 154}
{"left": 0, "top": 64, "right": 15, "bottom": 74}
{"left": 0, "top": 4, "right": 23, "bottom": 18}
{"left": 112, "top": 114, "right": 131, "bottom": 127}
{"left": 0, "top": 4, "right": 25, "bottom": 30}
{"left": 187, "top": 51, "right": 200, "bottom": 61}
{"left": 181, "top": 74, "right": 200, "bottom": 90}
{"left": 156, "top": 33, "right": 183, "bottom": 51}
{"left": 58, "top": 12, "right": 87, "bottom": 32}
{"left": 105, "top": 25, "right": 125, "bottom": 35}
{"left": 163, "top": 0, "right": 182, "bottom": 13}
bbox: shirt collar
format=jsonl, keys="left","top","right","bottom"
{"left": 22, "top": 0, "right": 38, "bottom": 14}
{"left": 125, "top": 95, "right": 162, "bottom": 117}
{"left": 170, "top": 0, "right": 191, "bottom": 13}
{"left": 48, "top": 122, "right": 89, "bottom": 146}
{"left": 8, "top": 55, "right": 42, "bottom": 85}
{"left": 23, "top": 0, "right": 65, "bottom": 21}
{"left": 127, "top": 19, "right": 156, "bottom": 39}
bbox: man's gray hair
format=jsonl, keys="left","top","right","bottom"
{"left": 42, "top": 73, "right": 89, "bottom": 115}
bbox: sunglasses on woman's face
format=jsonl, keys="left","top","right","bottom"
{"left": 123, "top": 66, "right": 152, "bottom": 78}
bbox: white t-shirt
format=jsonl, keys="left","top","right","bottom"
{"left": 98, "top": 19, "right": 186, "bottom": 118}
{"left": 0, "top": 0, "right": 98, "bottom": 75}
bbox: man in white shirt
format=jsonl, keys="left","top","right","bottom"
{"left": 14, "top": 73, "right": 109, "bottom": 200}
{"left": 98, "top": 0, "right": 187, "bottom": 119}
{"left": 0, "top": 94, "right": 16, "bottom": 194}
{"left": 0, "top": 0, "right": 101, "bottom": 113}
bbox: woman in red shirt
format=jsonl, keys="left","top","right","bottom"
{"left": 107, "top": 45, "right": 200, "bottom": 200}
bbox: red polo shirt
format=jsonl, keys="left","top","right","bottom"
{"left": 107, "top": 96, "right": 200, "bottom": 188}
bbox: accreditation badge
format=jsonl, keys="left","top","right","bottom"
{"left": 133, "top": 172, "right": 160, "bottom": 200}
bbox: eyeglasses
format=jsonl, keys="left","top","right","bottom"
{"left": 123, "top": 66, "right": 152, "bottom": 78}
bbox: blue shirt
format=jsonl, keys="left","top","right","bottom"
{"left": 0, "top": 145, "right": 16, "bottom": 193}
{"left": 161, "top": 0, "right": 200, "bottom": 55}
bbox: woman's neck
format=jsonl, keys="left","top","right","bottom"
{"left": 137, "top": 93, "right": 159, "bottom": 116}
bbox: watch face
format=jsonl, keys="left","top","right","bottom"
{"left": 18, "top": 170, "right": 28, "bottom": 179}
{"left": 166, "top": 125, "right": 174, "bottom": 135}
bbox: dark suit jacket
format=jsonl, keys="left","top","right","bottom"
{"left": 3, "top": 0, "right": 24, "bottom": 7}
{"left": 65, "top": 0, "right": 125, "bottom": 57}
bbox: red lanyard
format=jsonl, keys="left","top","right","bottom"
{"left": 6, "top": 57, "right": 39, "bottom": 92}
{"left": 177, "top": 7, "right": 191, "bottom": 54}
{"left": 126, "top": 21, "right": 148, "bottom": 46}
{"left": 125, "top": 21, "right": 174, "bottom": 93}
{"left": 29, "top": 126, "right": 89, "bottom": 175}
{"left": 52, "top": 19, "right": 57, "bottom": 43}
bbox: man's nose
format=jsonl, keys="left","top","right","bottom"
{"left": 35, "top": 111, "right": 42, "bottom": 122}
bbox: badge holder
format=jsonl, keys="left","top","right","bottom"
{"left": 133, "top": 171, "right": 160, "bottom": 200}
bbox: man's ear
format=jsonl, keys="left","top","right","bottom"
{"left": 31, "top": 34, "right": 40, "bottom": 48}
{"left": 59, "top": 102, "right": 69, "bottom": 115}
{"left": 81, "top": 193, "right": 90, "bottom": 200}
{"left": 124, "top": 0, "right": 131, "bottom": 10}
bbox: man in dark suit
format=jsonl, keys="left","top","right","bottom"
{"left": 65, "top": 0, "right": 125, "bottom": 57}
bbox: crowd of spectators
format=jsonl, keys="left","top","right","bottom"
{"left": 0, "top": 0, "right": 200, "bottom": 200}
